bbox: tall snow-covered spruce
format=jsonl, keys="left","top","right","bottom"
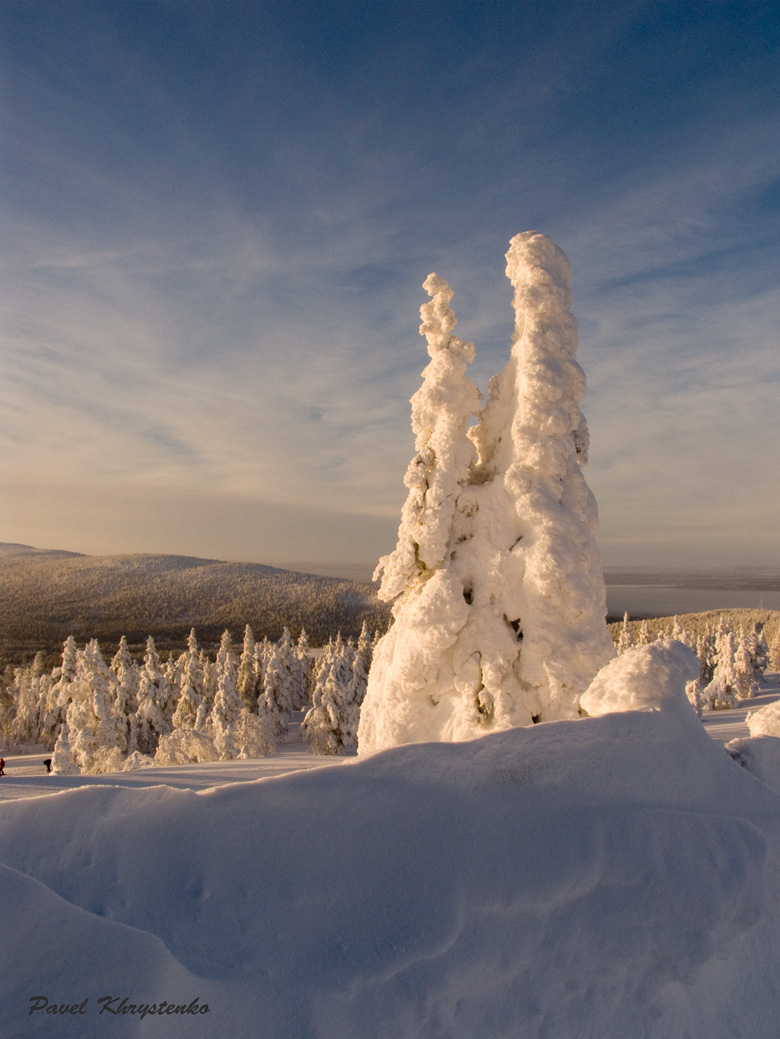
{"left": 372, "top": 273, "right": 482, "bottom": 601}
{"left": 358, "top": 232, "right": 614, "bottom": 754}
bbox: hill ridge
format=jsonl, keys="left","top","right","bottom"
{"left": 0, "top": 544, "right": 389, "bottom": 667}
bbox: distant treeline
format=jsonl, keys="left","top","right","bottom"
{"left": 607, "top": 608, "right": 780, "bottom": 653}
{"left": 607, "top": 608, "right": 780, "bottom": 713}
{"left": 0, "top": 546, "right": 390, "bottom": 669}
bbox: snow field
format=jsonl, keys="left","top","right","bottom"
{"left": 3, "top": 642, "right": 780, "bottom": 1038}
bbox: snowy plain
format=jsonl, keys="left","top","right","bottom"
{"left": 2, "top": 650, "right": 780, "bottom": 1039}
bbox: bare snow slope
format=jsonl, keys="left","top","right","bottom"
{"left": 2, "top": 655, "right": 780, "bottom": 1038}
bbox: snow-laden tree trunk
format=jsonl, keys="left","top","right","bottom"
{"left": 358, "top": 233, "right": 614, "bottom": 755}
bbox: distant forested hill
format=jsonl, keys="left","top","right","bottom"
{"left": 0, "top": 544, "right": 390, "bottom": 667}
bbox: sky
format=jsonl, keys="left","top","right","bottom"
{"left": 1, "top": 0, "right": 779, "bottom": 575}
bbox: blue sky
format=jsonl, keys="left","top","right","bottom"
{"left": 1, "top": 0, "right": 778, "bottom": 573}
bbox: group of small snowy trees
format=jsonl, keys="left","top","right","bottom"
{"left": 612, "top": 611, "right": 774, "bottom": 714}
{"left": 358, "top": 232, "right": 614, "bottom": 754}
{"left": 301, "top": 628, "right": 373, "bottom": 754}
{"left": 0, "top": 623, "right": 377, "bottom": 772}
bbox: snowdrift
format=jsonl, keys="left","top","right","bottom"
{"left": 2, "top": 644, "right": 780, "bottom": 1038}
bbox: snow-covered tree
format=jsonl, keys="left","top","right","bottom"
{"left": 250, "top": 637, "right": 272, "bottom": 705}
{"left": 753, "top": 622, "right": 770, "bottom": 675}
{"left": 616, "top": 613, "right": 634, "bottom": 655}
{"left": 163, "top": 650, "right": 178, "bottom": 693}
{"left": 232, "top": 711, "right": 274, "bottom": 758}
{"left": 111, "top": 636, "right": 139, "bottom": 754}
{"left": 359, "top": 233, "right": 614, "bottom": 754}
{"left": 197, "top": 649, "right": 217, "bottom": 729}
{"left": 135, "top": 636, "right": 173, "bottom": 756}
{"left": 295, "top": 628, "right": 314, "bottom": 706}
{"left": 171, "top": 629, "right": 204, "bottom": 730}
{"left": 685, "top": 677, "right": 705, "bottom": 718}
{"left": 768, "top": 624, "right": 780, "bottom": 672}
{"left": 330, "top": 633, "right": 354, "bottom": 697}
{"left": 210, "top": 630, "right": 243, "bottom": 759}
{"left": 734, "top": 628, "right": 761, "bottom": 700}
{"left": 373, "top": 273, "right": 482, "bottom": 603}
{"left": 301, "top": 636, "right": 360, "bottom": 755}
{"left": 67, "top": 640, "right": 124, "bottom": 773}
{"left": 41, "top": 636, "right": 79, "bottom": 746}
{"left": 278, "top": 627, "right": 308, "bottom": 711}
{"left": 671, "top": 616, "right": 685, "bottom": 643}
{"left": 704, "top": 628, "right": 739, "bottom": 709}
{"left": 347, "top": 622, "right": 373, "bottom": 710}
{"left": 237, "top": 624, "right": 262, "bottom": 709}
{"left": 50, "top": 718, "right": 80, "bottom": 775}
{"left": 697, "top": 627, "right": 717, "bottom": 685}
{"left": 0, "top": 666, "right": 17, "bottom": 744}
{"left": 261, "top": 633, "right": 300, "bottom": 737}
{"left": 744, "top": 622, "right": 769, "bottom": 681}
{"left": 6, "top": 652, "right": 48, "bottom": 746}
{"left": 155, "top": 728, "right": 220, "bottom": 765}
{"left": 301, "top": 652, "right": 341, "bottom": 755}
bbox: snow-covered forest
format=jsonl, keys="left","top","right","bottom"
{"left": 612, "top": 609, "right": 780, "bottom": 712}
{"left": 0, "top": 623, "right": 378, "bottom": 770}
{"left": 2, "top": 608, "right": 777, "bottom": 774}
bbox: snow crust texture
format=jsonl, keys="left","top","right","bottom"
{"left": 360, "top": 233, "right": 613, "bottom": 754}
{"left": 2, "top": 644, "right": 780, "bottom": 1038}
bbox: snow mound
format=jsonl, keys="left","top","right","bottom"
{"left": 2, "top": 683, "right": 780, "bottom": 1038}
{"left": 581, "top": 640, "right": 700, "bottom": 718}
{"left": 727, "top": 735, "right": 780, "bottom": 796}
{"left": 746, "top": 697, "right": 780, "bottom": 738}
